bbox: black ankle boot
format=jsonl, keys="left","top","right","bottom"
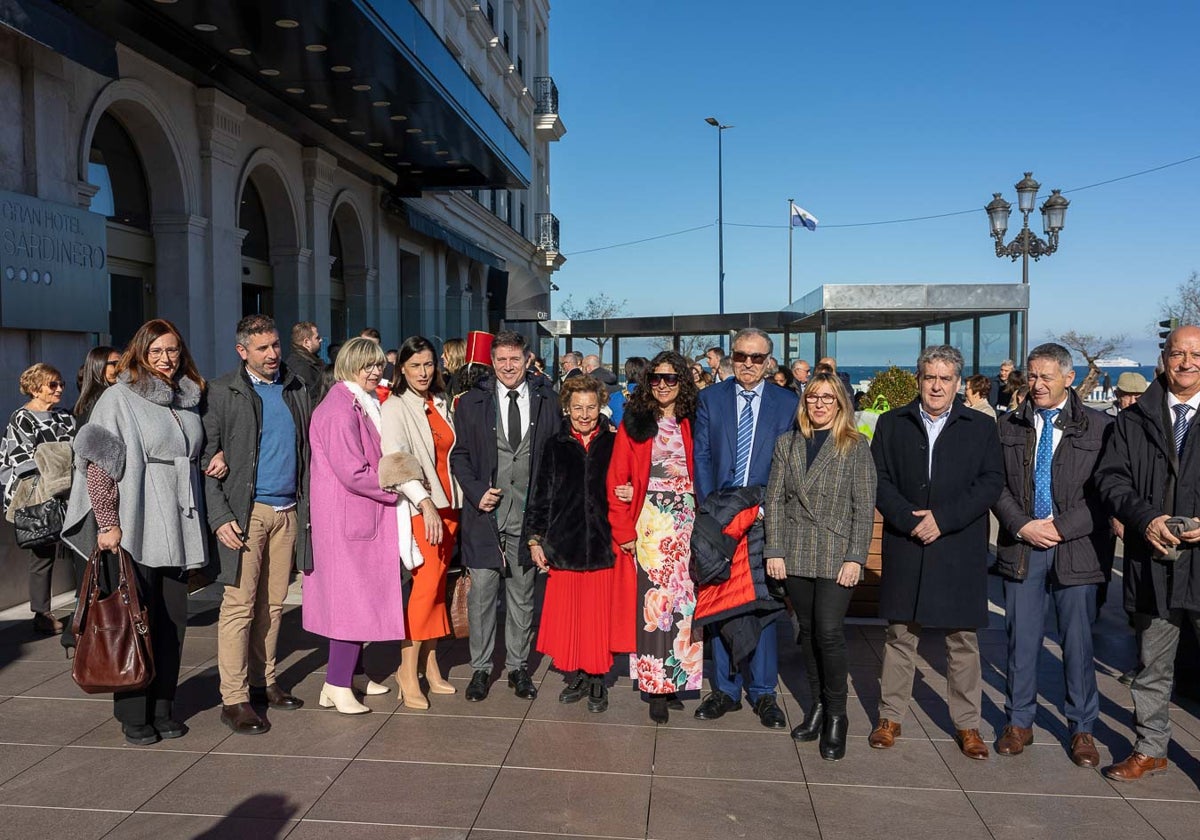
{"left": 587, "top": 676, "right": 608, "bottom": 713}
{"left": 649, "top": 695, "right": 669, "bottom": 724}
{"left": 790, "top": 701, "right": 825, "bottom": 742}
{"left": 819, "top": 714, "right": 848, "bottom": 761}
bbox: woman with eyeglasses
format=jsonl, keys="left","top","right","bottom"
{"left": 763, "top": 372, "right": 876, "bottom": 760}
{"left": 527, "top": 375, "right": 620, "bottom": 712}
{"left": 74, "top": 346, "right": 120, "bottom": 423}
{"left": 607, "top": 351, "right": 702, "bottom": 723}
{"left": 303, "top": 337, "right": 407, "bottom": 714}
{"left": 62, "top": 319, "right": 213, "bottom": 745}
{"left": 1, "top": 364, "right": 78, "bottom": 635}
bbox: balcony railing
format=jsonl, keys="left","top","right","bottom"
{"left": 534, "top": 76, "right": 558, "bottom": 115}
{"left": 535, "top": 212, "right": 560, "bottom": 251}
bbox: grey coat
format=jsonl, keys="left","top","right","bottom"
{"left": 63, "top": 374, "right": 208, "bottom": 570}
{"left": 202, "top": 365, "right": 313, "bottom": 585}
{"left": 763, "top": 430, "right": 877, "bottom": 579}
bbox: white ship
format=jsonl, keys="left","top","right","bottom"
{"left": 1095, "top": 357, "right": 1140, "bottom": 368}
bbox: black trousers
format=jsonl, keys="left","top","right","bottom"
{"left": 28, "top": 542, "right": 58, "bottom": 613}
{"left": 113, "top": 564, "right": 189, "bottom": 727}
{"left": 784, "top": 575, "right": 854, "bottom": 715}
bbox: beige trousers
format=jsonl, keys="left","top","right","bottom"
{"left": 878, "top": 621, "right": 981, "bottom": 731}
{"left": 217, "top": 504, "right": 296, "bottom": 704}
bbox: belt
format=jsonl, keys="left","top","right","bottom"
{"left": 146, "top": 455, "right": 198, "bottom": 516}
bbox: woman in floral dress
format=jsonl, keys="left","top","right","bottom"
{"left": 608, "top": 351, "right": 702, "bottom": 723}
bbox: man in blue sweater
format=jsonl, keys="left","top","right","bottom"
{"left": 204, "top": 315, "right": 312, "bottom": 735}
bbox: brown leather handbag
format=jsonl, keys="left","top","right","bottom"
{"left": 447, "top": 569, "right": 470, "bottom": 639}
{"left": 70, "top": 546, "right": 155, "bottom": 694}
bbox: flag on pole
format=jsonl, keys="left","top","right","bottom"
{"left": 790, "top": 204, "right": 819, "bottom": 231}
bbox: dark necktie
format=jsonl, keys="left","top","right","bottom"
{"left": 507, "top": 390, "right": 522, "bottom": 452}
{"left": 1173, "top": 403, "right": 1192, "bottom": 456}
{"left": 1033, "top": 408, "right": 1060, "bottom": 518}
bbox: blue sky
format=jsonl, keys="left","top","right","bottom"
{"left": 547, "top": 1, "right": 1200, "bottom": 365}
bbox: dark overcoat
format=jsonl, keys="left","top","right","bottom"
{"left": 449, "top": 373, "right": 560, "bottom": 569}
{"left": 871, "top": 399, "right": 1004, "bottom": 629}
{"left": 1096, "top": 377, "right": 1200, "bottom": 616}
{"left": 202, "top": 364, "right": 313, "bottom": 584}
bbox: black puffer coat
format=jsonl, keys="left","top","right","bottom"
{"left": 524, "top": 419, "right": 616, "bottom": 571}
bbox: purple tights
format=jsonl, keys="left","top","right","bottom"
{"left": 327, "top": 639, "right": 367, "bottom": 687}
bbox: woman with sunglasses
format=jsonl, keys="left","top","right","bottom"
{"left": 1, "top": 364, "right": 78, "bottom": 635}
{"left": 763, "top": 372, "right": 876, "bottom": 760}
{"left": 608, "top": 351, "right": 703, "bottom": 723}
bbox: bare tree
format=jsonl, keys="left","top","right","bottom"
{"left": 1051, "top": 330, "right": 1129, "bottom": 396}
{"left": 559, "top": 293, "right": 628, "bottom": 359}
{"left": 1159, "top": 270, "right": 1200, "bottom": 328}
{"left": 649, "top": 334, "right": 718, "bottom": 361}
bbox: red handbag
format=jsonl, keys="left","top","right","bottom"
{"left": 70, "top": 546, "right": 155, "bottom": 694}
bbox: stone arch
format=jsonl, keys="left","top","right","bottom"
{"left": 79, "top": 78, "right": 194, "bottom": 216}
{"left": 236, "top": 148, "right": 301, "bottom": 251}
{"left": 329, "top": 189, "right": 372, "bottom": 335}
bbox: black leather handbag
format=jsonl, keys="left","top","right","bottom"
{"left": 13, "top": 495, "right": 66, "bottom": 549}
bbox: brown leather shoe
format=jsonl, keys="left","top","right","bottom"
{"left": 1069, "top": 733, "right": 1100, "bottom": 768}
{"left": 220, "top": 702, "right": 270, "bottom": 735}
{"left": 1103, "top": 751, "right": 1167, "bottom": 781}
{"left": 32, "top": 612, "right": 63, "bottom": 634}
{"left": 956, "top": 728, "right": 989, "bottom": 760}
{"left": 995, "top": 724, "right": 1034, "bottom": 756}
{"left": 250, "top": 684, "right": 304, "bottom": 710}
{"left": 868, "top": 718, "right": 902, "bottom": 749}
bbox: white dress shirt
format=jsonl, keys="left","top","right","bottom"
{"left": 497, "top": 380, "right": 530, "bottom": 443}
{"left": 918, "top": 404, "right": 951, "bottom": 478}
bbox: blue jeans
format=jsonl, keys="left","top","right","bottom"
{"left": 1003, "top": 548, "right": 1098, "bottom": 733}
{"left": 710, "top": 622, "right": 778, "bottom": 703}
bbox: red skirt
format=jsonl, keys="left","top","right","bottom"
{"left": 537, "top": 565, "right": 618, "bottom": 675}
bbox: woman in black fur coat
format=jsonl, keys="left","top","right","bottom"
{"left": 526, "top": 376, "right": 620, "bottom": 713}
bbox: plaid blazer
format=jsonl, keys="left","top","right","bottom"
{"left": 762, "top": 429, "right": 876, "bottom": 580}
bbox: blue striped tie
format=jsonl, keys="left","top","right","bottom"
{"left": 1033, "top": 408, "right": 1059, "bottom": 518}
{"left": 1174, "top": 404, "right": 1192, "bottom": 455}
{"left": 734, "top": 390, "right": 756, "bottom": 485}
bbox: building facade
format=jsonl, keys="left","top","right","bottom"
{"left": 0, "top": 0, "right": 564, "bottom": 608}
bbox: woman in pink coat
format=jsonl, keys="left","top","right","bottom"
{"left": 304, "top": 338, "right": 405, "bottom": 714}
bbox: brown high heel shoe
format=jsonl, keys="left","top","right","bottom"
{"left": 420, "top": 641, "right": 456, "bottom": 695}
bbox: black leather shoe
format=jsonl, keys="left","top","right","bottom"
{"left": 649, "top": 696, "right": 669, "bottom": 724}
{"left": 819, "top": 714, "right": 848, "bottom": 760}
{"left": 220, "top": 702, "right": 270, "bottom": 735}
{"left": 694, "top": 690, "right": 742, "bottom": 720}
{"left": 586, "top": 676, "right": 608, "bottom": 713}
{"left": 465, "top": 670, "right": 490, "bottom": 702}
{"left": 152, "top": 717, "right": 188, "bottom": 740}
{"left": 508, "top": 667, "right": 538, "bottom": 700}
{"left": 665, "top": 692, "right": 684, "bottom": 711}
{"left": 752, "top": 695, "right": 787, "bottom": 730}
{"left": 559, "top": 671, "right": 588, "bottom": 704}
{"left": 791, "top": 701, "right": 825, "bottom": 742}
{"left": 122, "top": 723, "right": 160, "bottom": 746}
{"left": 250, "top": 684, "right": 304, "bottom": 710}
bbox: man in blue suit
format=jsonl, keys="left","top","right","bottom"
{"left": 693, "top": 327, "right": 800, "bottom": 728}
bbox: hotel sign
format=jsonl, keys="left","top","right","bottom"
{"left": 0, "top": 190, "right": 109, "bottom": 331}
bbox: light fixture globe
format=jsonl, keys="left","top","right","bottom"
{"left": 1015, "top": 171, "right": 1040, "bottom": 213}
{"left": 985, "top": 193, "right": 1012, "bottom": 237}
{"left": 1040, "top": 189, "right": 1069, "bottom": 233}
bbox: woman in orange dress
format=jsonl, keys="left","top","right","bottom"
{"left": 381, "top": 336, "right": 462, "bottom": 709}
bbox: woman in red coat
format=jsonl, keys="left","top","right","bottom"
{"left": 608, "top": 351, "right": 702, "bottom": 724}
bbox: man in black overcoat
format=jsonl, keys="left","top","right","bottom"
{"left": 868, "top": 345, "right": 1004, "bottom": 760}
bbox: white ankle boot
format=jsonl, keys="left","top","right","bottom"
{"left": 351, "top": 673, "right": 390, "bottom": 695}
{"left": 319, "top": 683, "right": 371, "bottom": 714}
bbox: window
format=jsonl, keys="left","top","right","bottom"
{"left": 88, "top": 113, "right": 151, "bottom": 230}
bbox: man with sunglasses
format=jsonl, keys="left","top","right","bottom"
{"left": 692, "top": 328, "right": 799, "bottom": 728}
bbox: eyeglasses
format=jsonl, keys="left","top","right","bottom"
{"left": 647, "top": 373, "right": 680, "bottom": 386}
{"left": 361, "top": 362, "right": 386, "bottom": 372}
{"left": 104, "top": 360, "right": 118, "bottom": 367}
{"left": 147, "top": 347, "right": 181, "bottom": 360}
{"left": 731, "top": 351, "right": 768, "bottom": 365}
{"left": 47, "top": 381, "right": 65, "bottom": 390}
{"left": 804, "top": 393, "right": 837, "bottom": 405}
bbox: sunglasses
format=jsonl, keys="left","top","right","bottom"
{"left": 647, "top": 373, "right": 680, "bottom": 386}
{"left": 47, "top": 381, "right": 65, "bottom": 389}
{"left": 731, "top": 351, "right": 768, "bottom": 365}
{"left": 104, "top": 360, "right": 118, "bottom": 367}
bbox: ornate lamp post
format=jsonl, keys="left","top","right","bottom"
{"left": 705, "top": 116, "right": 733, "bottom": 336}
{"left": 985, "top": 171, "right": 1069, "bottom": 360}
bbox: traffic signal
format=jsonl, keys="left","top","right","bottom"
{"left": 1159, "top": 317, "right": 1179, "bottom": 349}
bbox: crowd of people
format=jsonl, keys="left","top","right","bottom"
{"left": 2, "top": 317, "right": 1198, "bottom": 784}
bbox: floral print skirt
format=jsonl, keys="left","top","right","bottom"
{"left": 630, "top": 483, "right": 702, "bottom": 693}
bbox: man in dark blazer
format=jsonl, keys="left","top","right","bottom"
{"left": 692, "top": 327, "right": 800, "bottom": 728}
{"left": 992, "top": 343, "right": 1113, "bottom": 768}
{"left": 868, "top": 345, "right": 1004, "bottom": 760}
{"left": 451, "top": 331, "right": 560, "bottom": 703}
{"left": 1096, "top": 325, "right": 1200, "bottom": 782}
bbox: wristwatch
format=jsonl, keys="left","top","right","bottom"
{"left": 527, "top": 536, "right": 542, "bottom": 547}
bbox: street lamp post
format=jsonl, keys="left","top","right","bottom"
{"left": 705, "top": 116, "right": 733, "bottom": 342}
{"left": 985, "top": 171, "right": 1069, "bottom": 363}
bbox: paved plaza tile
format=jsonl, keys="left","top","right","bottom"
{"left": 0, "top": 567, "right": 1197, "bottom": 839}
